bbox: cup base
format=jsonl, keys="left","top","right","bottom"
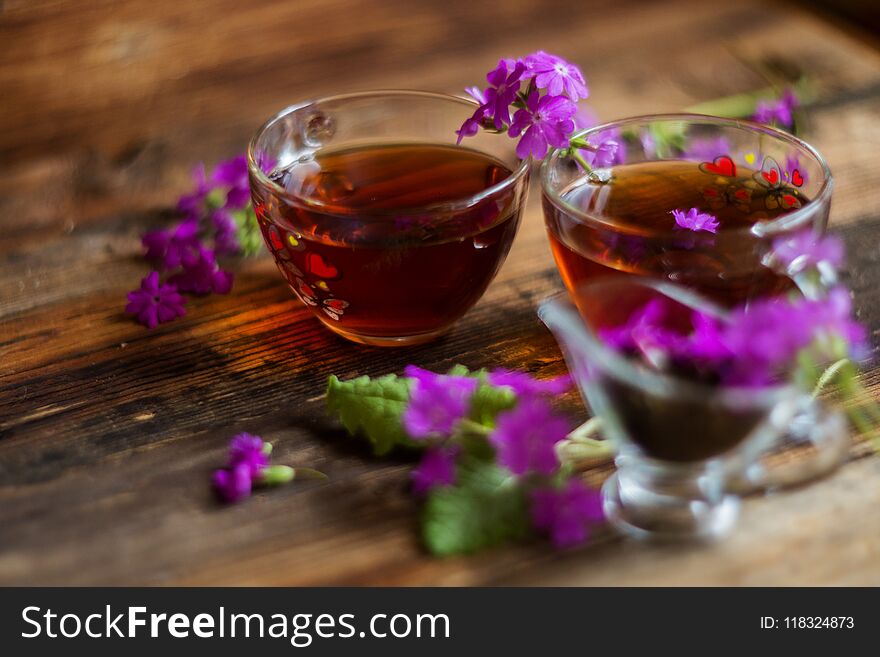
{"left": 318, "top": 317, "right": 453, "bottom": 347}
{"left": 602, "top": 471, "right": 740, "bottom": 542}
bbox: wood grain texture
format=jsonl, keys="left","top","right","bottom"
{"left": 1, "top": 0, "right": 880, "bottom": 585}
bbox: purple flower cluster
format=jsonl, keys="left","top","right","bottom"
{"left": 752, "top": 89, "right": 798, "bottom": 129}
{"left": 458, "top": 51, "right": 596, "bottom": 161}
{"left": 400, "top": 365, "right": 603, "bottom": 548}
{"left": 531, "top": 478, "right": 604, "bottom": 548}
{"left": 403, "top": 366, "right": 479, "bottom": 439}
{"left": 601, "top": 281, "right": 867, "bottom": 387}
{"left": 212, "top": 433, "right": 270, "bottom": 503}
{"left": 125, "top": 156, "right": 251, "bottom": 329}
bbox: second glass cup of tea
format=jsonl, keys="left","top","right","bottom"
{"left": 539, "top": 278, "right": 849, "bottom": 541}
{"left": 247, "top": 91, "right": 530, "bottom": 346}
{"left": 541, "top": 114, "right": 833, "bottom": 307}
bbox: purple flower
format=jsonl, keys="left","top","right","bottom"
{"left": 411, "top": 446, "right": 458, "bottom": 495}
{"left": 530, "top": 479, "right": 604, "bottom": 548}
{"left": 752, "top": 89, "right": 798, "bottom": 128}
{"left": 683, "top": 136, "right": 731, "bottom": 162}
{"left": 402, "top": 366, "right": 479, "bottom": 439}
{"left": 211, "top": 209, "right": 240, "bottom": 255}
{"left": 671, "top": 207, "right": 719, "bottom": 234}
{"left": 772, "top": 230, "right": 845, "bottom": 273}
{"left": 168, "top": 247, "right": 234, "bottom": 295}
{"left": 483, "top": 58, "right": 527, "bottom": 130}
{"left": 509, "top": 91, "right": 577, "bottom": 160}
{"left": 570, "top": 109, "right": 624, "bottom": 167}
{"left": 212, "top": 155, "right": 251, "bottom": 210}
{"left": 785, "top": 154, "right": 809, "bottom": 185}
{"left": 591, "top": 135, "right": 622, "bottom": 167}
{"left": 684, "top": 311, "right": 732, "bottom": 362}
{"left": 720, "top": 289, "right": 866, "bottom": 384}
{"left": 142, "top": 218, "right": 201, "bottom": 270}
{"left": 489, "top": 398, "right": 568, "bottom": 476}
{"left": 580, "top": 129, "right": 623, "bottom": 168}
{"left": 599, "top": 298, "right": 687, "bottom": 359}
{"left": 573, "top": 105, "right": 599, "bottom": 130}
{"left": 225, "top": 186, "right": 251, "bottom": 210}
{"left": 176, "top": 164, "right": 213, "bottom": 221}
{"left": 456, "top": 105, "right": 487, "bottom": 144}
{"left": 464, "top": 86, "right": 486, "bottom": 104}
{"left": 211, "top": 155, "right": 249, "bottom": 188}
{"left": 213, "top": 463, "right": 252, "bottom": 503}
{"left": 812, "top": 286, "right": 868, "bottom": 353}
{"left": 125, "top": 271, "right": 187, "bottom": 329}
{"left": 228, "top": 433, "right": 269, "bottom": 479}
{"left": 525, "top": 51, "right": 589, "bottom": 101}
{"left": 487, "top": 370, "right": 572, "bottom": 396}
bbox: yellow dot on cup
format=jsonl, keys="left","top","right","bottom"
{"left": 316, "top": 281, "right": 329, "bottom": 291}
{"left": 744, "top": 152, "right": 756, "bottom": 165}
{"left": 288, "top": 235, "right": 299, "bottom": 247}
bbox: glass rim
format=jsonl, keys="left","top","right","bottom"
{"left": 246, "top": 89, "right": 531, "bottom": 217}
{"left": 538, "top": 276, "right": 794, "bottom": 406}
{"left": 539, "top": 112, "right": 834, "bottom": 239}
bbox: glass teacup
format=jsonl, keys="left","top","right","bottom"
{"left": 541, "top": 114, "right": 833, "bottom": 307}
{"left": 247, "top": 91, "right": 530, "bottom": 347}
{"left": 539, "top": 277, "right": 849, "bottom": 540}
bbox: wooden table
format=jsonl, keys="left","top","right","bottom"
{"left": 2, "top": 0, "right": 880, "bottom": 586}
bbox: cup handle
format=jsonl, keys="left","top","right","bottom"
{"left": 727, "top": 396, "right": 850, "bottom": 495}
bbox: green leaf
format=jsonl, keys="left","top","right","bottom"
{"left": 325, "top": 374, "right": 417, "bottom": 455}
{"left": 232, "top": 206, "right": 264, "bottom": 257}
{"left": 468, "top": 380, "right": 516, "bottom": 426}
{"left": 422, "top": 459, "right": 530, "bottom": 556}
{"left": 261, "top": 441, "right": 273, "bottom": 456}
{"left": 446, "top": 364, "right": 472, "bottom": 377}
{"left": 292, "top": 467, "right": 328, "bottom": 480}
{"left": 444, "top": 364, "right": 517, "bottom": 426}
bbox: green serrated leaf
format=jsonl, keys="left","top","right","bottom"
{"left": 444, "top": 364, "right": 518, "bottom": 427}
{"left": 325, "top": 374, "right": 417, "bottom": 455}
{"left": 468, "top": 381, "right": 517, "bottom": 426}
{"left": 446, "top": 364, "right": 473, "bottom": 377}
{"left": 422, "top": 459, "right": 530, "bottom": 556}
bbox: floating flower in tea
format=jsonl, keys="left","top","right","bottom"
{"left": 671, "top": 207, "right": 720, "bottom": 234}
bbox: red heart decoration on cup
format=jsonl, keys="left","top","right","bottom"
{"left": 781, "top": 194, "right": 801, "bottom": 209}
{"left": 701, "top": 155, "right": 736, "bottom": 177}
{"left": 762, "top": 169, "right": 779, "bottom": 185}
{"left": 791, "top": 169, "right": 804, "bottom": 187}
{"left": 305, "top": 252, "right": 341, "bottom": 280}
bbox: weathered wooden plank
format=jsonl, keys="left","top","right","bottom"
{"left": 1, "top": 0, "right": 880, "bottom": 585}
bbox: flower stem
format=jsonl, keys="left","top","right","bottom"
{"left": 811, "top": 358, "right": 852, "bottom": 398}
{"left": 557, "top": 417, "right": 612, "bottom": 462}
{"left": 571, "top": 150, "right": 593, "bottom": 173}
{"left": 457, "top": 419, "right": 492, "bottom": 436}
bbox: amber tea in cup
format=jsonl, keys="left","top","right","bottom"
{"left": 542, "top": 114, "right": 832, "bottom": 307}
{"left": 248, "top": 91, "right": 529, "bottom": 346}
